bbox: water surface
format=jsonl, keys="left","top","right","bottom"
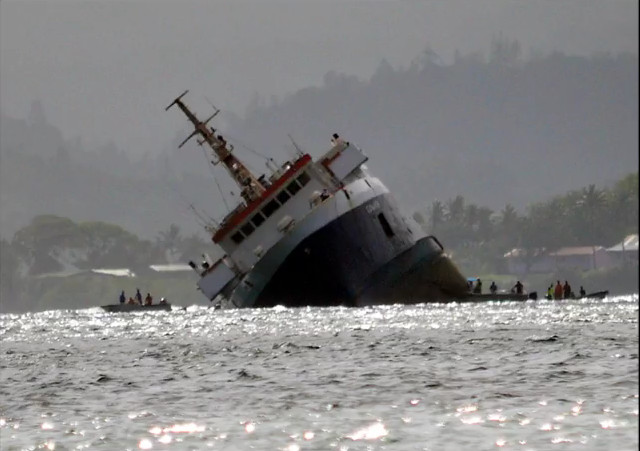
{"left": 1, "top": 296, "right": 638, "bottom": 450}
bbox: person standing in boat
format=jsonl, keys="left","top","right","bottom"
{"left": 511, "top": 280, "right": 524, "bottom": 295}
{"left": 473, "top": 278, "right": 482, "bottom": 294}
{"left": 135, "top": 288, "right": 142, "bottom": 304}
{"left": 119, "top": 290, "right": 126, "bottom": 305}
{"left": 563, "top": 281, "right": 572, "bottom": 299}
{"left": 554, "top": 281, "right": 563, "bottom": 300}
{"left": 144, "top": 293, "right": 153, "bottom": 306}
{"left": 489, "top": 281, "right": 498, "bottom": 294}
{"left": 546, "top": 285, "right": 554, "bottom": 300}
{"left": 579, "top": 286, "right": 586, "bottom": 298}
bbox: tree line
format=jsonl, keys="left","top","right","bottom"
{"left": 0, "top": 172, "right": 637, "bottom": 312}
{"left": 413, "top": 172, "right": 638, "bottom": 274}
{"left": 0, "top": 217, "right": 215, "bottom": 311}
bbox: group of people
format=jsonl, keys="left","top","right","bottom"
{"left": 119, "top": 289, "right": 168, "bottom": 306}
{"left": 469, "top": 279, "right": 524, "bottom": 295}
{"left": 546, "top": 280, "right": 586, "bottom": 300}
{"left": 471, "top": 278, "right": 587, "bottom": 300}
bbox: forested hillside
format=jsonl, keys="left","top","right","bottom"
{"left": 1, "top": 41, "right": 637, "bottom": 240}
{"left": 227, "top": 46, "right": 638, "bottom": 215}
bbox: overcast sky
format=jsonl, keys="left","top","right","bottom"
{"left": 1, "top": 0, "right": 637, "bottom": 156}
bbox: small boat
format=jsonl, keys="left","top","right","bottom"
{"left": 101, "top": 303, "right": 172, "bottom": 313}
{"left": 581, "top": 290, "right": 609, "bottom": 299}
{"left": 544, "top": 290, "right": 609, "bottom": 300}
{"left": 461, "top": 291, "right": 537, "bottom": 302}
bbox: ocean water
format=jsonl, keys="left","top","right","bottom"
{"left": 1, "top": 296, "right": 638, "bottom": 451}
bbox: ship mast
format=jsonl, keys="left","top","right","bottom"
{"left": 166, "top": 90, "right": 266, "bottom": 203}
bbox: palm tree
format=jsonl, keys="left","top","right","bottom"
{"left": 577, "top": 184, "right": 605, "bottom": 244}
{"left": 464, "top": 204, "right": 479, "bottom": 231}
{"left": 499, "top": 204, "right": 518, "bottom": 232}
{"left": 156, "top": 224, "right": 182, "bottom": 262}
{"left": 476, "top": 207, "right": 495, "bottom": 241}
{"left": 446, "top": 195, "right": 465, "bottom": 225}
{"left": 428, "top": 200, "right": 446, "bottom": 232}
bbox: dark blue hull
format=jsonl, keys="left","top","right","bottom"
{"left": 251, "top": 194, "right": 468, "bottom": 308}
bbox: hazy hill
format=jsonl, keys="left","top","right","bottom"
{"left": 0, "top": 45, "right": 637, "bottom": 240}
{"left": 227, "top": 50, "right": 638, "bottom": 215}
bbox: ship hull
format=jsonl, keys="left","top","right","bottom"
{"left": 224, "top": 193, "right": 468, "bottom": 308}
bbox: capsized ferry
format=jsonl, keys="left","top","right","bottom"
{"left": 167, "top": 91, "right": 469, "bottom": 308}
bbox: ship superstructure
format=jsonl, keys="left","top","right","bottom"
{"left": 167, "top": 91, "right": 468, "bottom": 308}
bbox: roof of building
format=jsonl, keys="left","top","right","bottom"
{"left": 91, "top": 268, "right": 136, "bottom": 277}
{"left": 503, "top": 248, "right": 546, "bottom": 258}
{"left": 548, "top": 246, "right": 605, "bottom": 257}
{"left": 607, "top": 234, "right": 639, "bottom": 252}
{"left": 34, "top": 268, "right": 87, "bottom": 279}
{"left": 149, "top": 264, "right": 193, "bottom": 272}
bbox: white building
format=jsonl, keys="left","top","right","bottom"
{"left": 607, "top": 234, "right": 639, "bottom": 265}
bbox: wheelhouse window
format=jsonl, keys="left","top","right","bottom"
{"left": 262, "top": 199, "right": 280, "bottom": 217}
{"left": 241, "top": 222, "right": 255, "bottom": 237}
{"left": 277, "top": 189, "right": 291, "bottom": 204}
{"left": 378, "top": 213, "right": 394, "bottom": 238}
{"left": 251, "top": 212, "right": 265, "bottom": 227}
{"left": 297, "top": 172, "right": 310, "bottom": 186}
{"left": 231, "top": 231, "right": 244, "bottom": 244}
{"left": 287, "top": 180, "right": 301, "bottom": 196}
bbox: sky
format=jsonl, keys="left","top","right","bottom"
{"left": 1, "top": 0, "right": 638, "bottom": 156}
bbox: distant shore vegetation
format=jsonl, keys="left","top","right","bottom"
{"left": 413, "top": 172, "right": 638, "bottom": 273}
{"left": 1, "top": 41, "right": 637, "bottom": 241}
{"left": 1, "top": 173, "right": 637, "bottom": 313}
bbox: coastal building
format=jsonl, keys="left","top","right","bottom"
{"left": 504, "top": 245, "right": 615, "bottom": 274}
{"left": 607, "top": 234, "right": 639, "bottom": 265}
{"left": 34, "top": 265, "right": 191, "bottom": 278}
{"left": 503, "top": 247, "right": 549, "bottom": 275}
{"left": 547, "top": 246, "right": 613, "bottom": 272}
{"left": 149, "top": 264, "right": 193, "bottom": 273}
